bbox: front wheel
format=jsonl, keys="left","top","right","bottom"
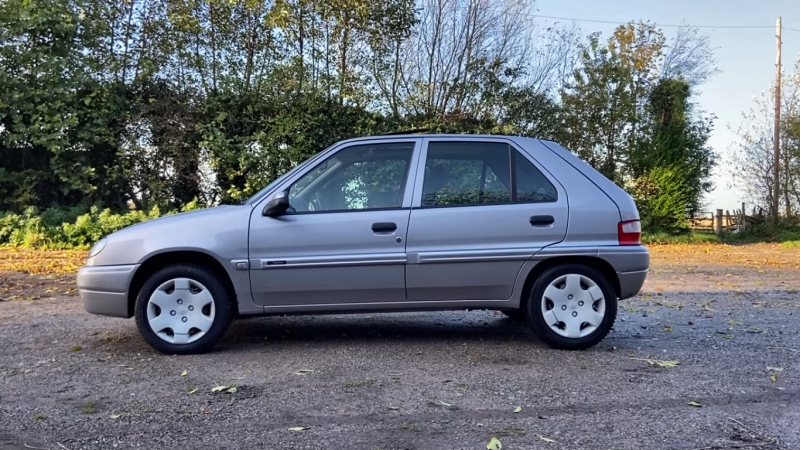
{"left": 134, "top": 264, "right": 233, "bottom": 355}
{"left": 525, "top": 264, "right": 617, "bottom": 350}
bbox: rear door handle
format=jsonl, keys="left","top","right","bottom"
{"left": 530, "top": 215, "right": 555, "bottom": 226}
{"left": 372, "top": 222, "right": 397, "bottom": 233}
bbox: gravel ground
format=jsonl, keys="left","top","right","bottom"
{"left": 1, "top": 245, "right": 799, "bottom": 450}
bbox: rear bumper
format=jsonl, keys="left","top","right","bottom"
{"left": 76, "top": 265, "right": 138, "bottom": 318}
{"left": 618, "top": 269, "right": 648, "bottom": 299}
{"left": 598, "top": 245, "right": 650, "bottom": 300}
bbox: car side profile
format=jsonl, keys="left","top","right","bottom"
{"left": 76, "top": 134, "right": 649, "bottom": 354}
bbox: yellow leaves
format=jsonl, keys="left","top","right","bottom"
{"left": 0, "top": 249, "right": 86, "bottom": 274}
{"left": 664, "top": 325, "right": 673, "bottom": 332}
{"left": 181, "top": 369, "right": 188, "bottom": 377}
{"left": 287, "top": 426, "right": 306, "bottom": 432}
{"left": 486, "top": 437, "right": 502, "bottom": 449}
{"left": 539, "top": 436, "right": 556, "bottom": 443}
{"left": 687, "top": 401, "right": 702, "bottom": 407}
{"left": 513, "top": 406, "right": 522, "bottom": 413}
{"left": 631, "top": 357, "right": 680, "bottom": 368}
{"left": 110, "top": 413, "right": 124, "bottom": 419}
{"left": 770, "top": 375, "right": 778, "bottom": 383}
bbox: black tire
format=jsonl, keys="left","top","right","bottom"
{"left": 500, "top": 310, "right": 526, "bottom": 323}
{"left": 524, "top": 264, "right": 617, "bottom": 350}
{"left": 134, "top": 264, "right": 233, "bottom": 355}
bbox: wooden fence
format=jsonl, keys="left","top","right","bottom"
{"left": 688, "top": 203, "right": 765, "bottom": 234}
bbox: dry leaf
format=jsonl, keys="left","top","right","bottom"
{"left": 388, "top": 406, "right": 399, "bottom": 410}
{"left": 226, "top": 386, "right": 237, "bottom": 393}
{"left": 181, "top": 369, "right": 188, "bottom": 377}
{"left": 664, "top": 325, "right": 673, "bottom": 332}
{"left": 211, "top": 385, "right": 229, "bottom": 393}
{"left": 438, "top": 400, "right": 453, "bottom": 407}
{"left": 110, "top": 413, "right": 124, "bottom": 419}
{"left": 631, "top": 357, "right": 679, "bottom": 368}
{"left": 288, "top": 426, "right": 306, "bottom": 432}
{"left": 486, "top": 437, "right": 502, "bottom": 450}
{"left": 187, "top": 387, "right": 198, "bottom": 394}
{"left": 295, "top": 369, "right": 314, "bottom": 375}
{"left": 539, "top": 436, "right": 556, "bottom": 443}
{"left": 770, "top": 375, "right": 777, "bottom": 383}
{"left": 687, "top": 401, "right": 702, "bottom": 407}
{"left": 767, "top": 367, "right": 784, "bottom": 372}
{"left": 513, "top": 406, "right": 522, "bottom": 413}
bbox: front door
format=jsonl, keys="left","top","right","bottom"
{"left": 404, "top": 138, "right": 568, "bottom": 302}
{"left": 248, "top": 140, "right": 419, "bottom": 308}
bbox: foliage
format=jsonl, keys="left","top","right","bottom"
{"left": 0, "top": 200, "right": 200, "bottom": 249}
{"left": 631, "top": 167, "right": 690, "bottom": 233}
{"left": 726, "top": 218, "right": 800, "bottom": 244}
{"left": 0, "top": 1, "right": 720, "bottom": 236}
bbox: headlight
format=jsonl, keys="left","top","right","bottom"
{"left": 88, "top": 237, "right": 108, "bottom": 258}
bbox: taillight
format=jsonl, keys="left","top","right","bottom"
{"left": 618, "top": 220, "right": 641, "bottom": 245}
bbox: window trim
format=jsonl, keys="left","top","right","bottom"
{"left": 278, "top": 141, "right": 420, "bottom": 216}
{"left": 413, "top": 139, "right": 559, "bottom": 210}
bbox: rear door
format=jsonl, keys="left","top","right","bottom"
{"left": 404, "top": 137, "right": 568, "bottom": 301}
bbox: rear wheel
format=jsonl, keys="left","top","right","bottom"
{"left": 134, "top": 264, "right": 233, "bottom": 354}
{"left": 524, "top": 264, "right": 617, "bottom": 350}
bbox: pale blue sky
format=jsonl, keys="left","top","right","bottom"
{"left": 535, "top": 0, "right": 800, "bottom": 213}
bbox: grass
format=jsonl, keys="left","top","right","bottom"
{"left": 82, "top": 400, "right": 96, "bottom": 414}
{"left": 642, "top": 231, "right": 720, "bottom": 245}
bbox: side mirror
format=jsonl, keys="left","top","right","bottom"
{"left": 263, "top": 191, "right": 290, "bottom": 217}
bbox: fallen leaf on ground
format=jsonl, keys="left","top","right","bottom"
{"left": 181, "top": 369, "right": 188, "bottom": 377}
{"left": 211, "top": 385, "right": 229, "bottom": 393}
{"left": 288, "top": 426, "right": 306, "bottom": 432}
{"left": 187, "top": 387, "right": 198, "bottom": 394}
{"left": 688, "top": 401, "right": 702, "bottom": 407}
{"left": 767, "top": 367, "right": 784, "bottom": 372}
{"left": 539, "top": 436, "right": 556, "bottom": 443}
{"left": 226, "top": 386, "right": 237, "bottom": 393}
{"left": 664, "top": 326, "right": 673, "bottom": 332}
{"left": 110, "top": 413, "right": 124, "bottom": 419}
{"left": 631, "top": 357, "right": 680, "bottom": 368}
{"left": 295, "top": 369, "right": 314, "bottom": 375}
{"left": 437, "top": 400, "right": 452, "bottom": 407}
{"left": 486, "top": 437, "right": 502, "bottom": 449}
{"left": 513, "top": 406, "right": 522, "bottom": 413}
{"left": 770, "top": 375, "right": 778, "bottom": 382}
{"left": 388, "top": 406, "right": 399, "bottom": 410}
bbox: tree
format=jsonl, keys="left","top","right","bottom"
{"left": 559, "top": 22, "right": 665, "bottom": 182}
{"left": 731, "top": 58, "right": 800, "bottom": 216}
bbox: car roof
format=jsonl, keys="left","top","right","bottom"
{"left": 337, "top": 133, "right": 537, "bottom": 145}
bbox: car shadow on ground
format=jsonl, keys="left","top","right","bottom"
{"left": 222, "top": 311, "right": 533, "bottom": 346}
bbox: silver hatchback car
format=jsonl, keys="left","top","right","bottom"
{"left": 77, "top": 134, "right": 649, "bottom": 354}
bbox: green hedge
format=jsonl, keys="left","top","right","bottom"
{"left": 0, "top": 200, "right": 200, "bottom": 249}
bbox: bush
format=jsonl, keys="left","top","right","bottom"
{"left": 630, "top": 167, "right": 690, "bottom": 234}
{"left": 727, "top": 218, "right": 800, "bottom": 243}
{"left": 0, "top": 199, "right": 202, "bottom": 249}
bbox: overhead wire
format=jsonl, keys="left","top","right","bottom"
{"left": 531, "top": 14, "right": 798, "bottom": 31}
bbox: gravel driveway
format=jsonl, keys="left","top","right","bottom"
{"left": 1, "top": 245, "right": 798, "bottom": 449}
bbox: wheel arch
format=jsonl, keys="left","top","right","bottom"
{"left": 128, "top": 251, "right": 239, "bottom": 318}
{"left": 519, "top": 256, "right": 621, "bottom": 309}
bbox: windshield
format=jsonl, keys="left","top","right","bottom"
{"left": 242, "top": 146, "right": 333, "bottom": 205}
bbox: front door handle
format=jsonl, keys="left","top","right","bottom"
{"left": 530, "top": 215, "right": 555, "bottom": 226}
{"left": 372, "top": 222, "right": 397, "bottom": 233}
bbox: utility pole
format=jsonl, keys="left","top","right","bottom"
{"left": 773, "top": 17, "right": 782, "bottom": 219}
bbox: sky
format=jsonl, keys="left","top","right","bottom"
{"left": 534, "top": 0, "right": 800, "bottom": 214}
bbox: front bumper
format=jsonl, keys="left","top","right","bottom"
{"left": 76, "top": 265, "right": 138, "bottom": 318}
